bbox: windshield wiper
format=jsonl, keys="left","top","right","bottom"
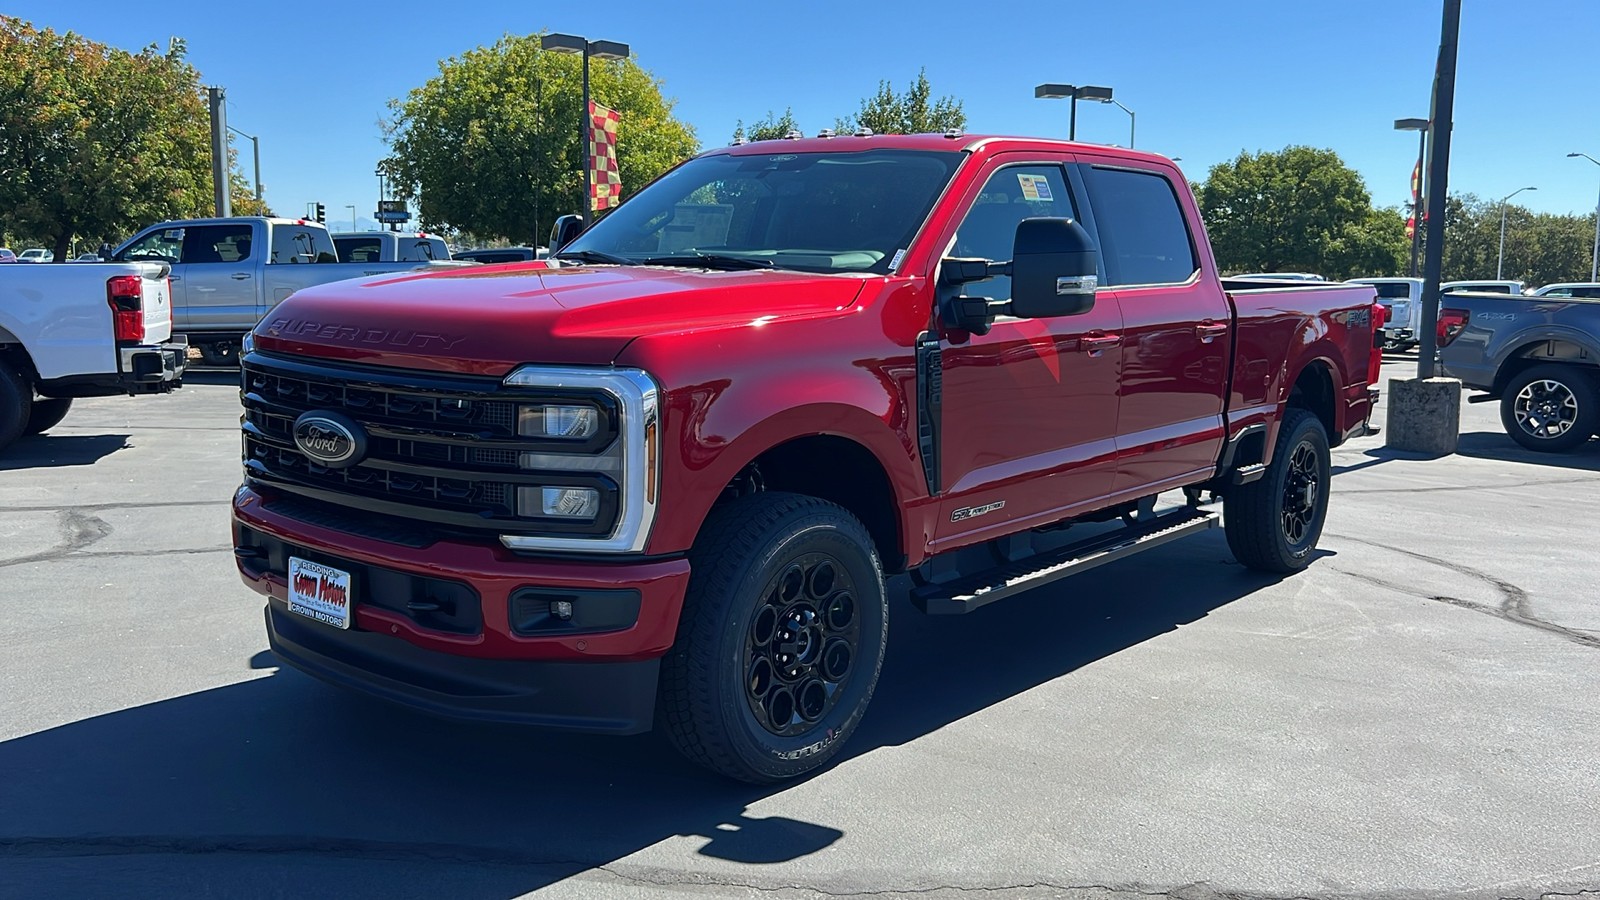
{"left": 639, "top": 252, "right": 775, "bottom": 271}
{"left": 553, "top": 249, "right": 634, "bottom": 265}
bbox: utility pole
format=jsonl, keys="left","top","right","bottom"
{"left": 207, "top": 87, "right": 231, "bottom": 218}
{"left": 1416, "top": 0, "right": 1460, "bottom": 380}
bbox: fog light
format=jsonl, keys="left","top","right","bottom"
{"left": 518, "top": 486, "right": 600, "bottom": 519}
{"left": 518, "top": 404, "right": 599, "bottom": 439}
{"left": 551, "top": 600, "right": 574, "bottom": 620}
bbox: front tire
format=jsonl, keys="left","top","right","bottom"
{"left": 1224, "top": 408, "right": 1331, "bottom": 574}
{"left": 197, "top": 340, "right": 238, "bottom": 367}
{"left": 1499, "top": 364, "right": 1599, "bottom": 454}
{"left": 658, "top": 492, "right": 887, "bottom": 783}
{"left": 24, "top": 397, "right": 72, "bottom": 435}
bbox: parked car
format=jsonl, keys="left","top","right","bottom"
{"left": 0, "top": 249, "right": 16, "bottom": 264}
{"left": 1442, "top": 279, "right": 1523, "bottom": 295}
{"left": 0, "top": 261, "right": 185, "bottom": 452}
{"left": 72, "top": 253, "right": 103, "bottom": 262}
{"left": 1348, "top": 277, "right": 1424, "bottom": 350}
{"left": 112, "top": 217, "right": 470, "bottom": 366}
{"left": 1527, "top": 282, "right": 1600, "bottom": 299}
{"left": 1438, "top": 290, "right": 1600, "bottom": 452}
{"left": 17, "top": 249, "right": 53, "bottom": 263}
{"left": 232, "top": 134, "right": 1383, "bottom": 782}
{"left": 332, "top": 231, "right": 451, "bottom": 264}
{"left": 454, "top": 246, "right": 548, "bottom": 264}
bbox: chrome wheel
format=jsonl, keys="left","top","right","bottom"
{"left": 1280, "top": 440, "right": 1320, "bottom": 546}
{"left": 744, "top": 553, "right": 859, "bottom": 738}
{"left": 1513, "top": 379, "right": 1579, "bottom": 439}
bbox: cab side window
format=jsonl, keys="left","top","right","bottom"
{"left": 950, "top": 165, "right": 1073, "bottom": 302}
{"left": 180, "top": 225, "right": 253, "bottom": 264}
{"left": 1082, "top": 167, "right": 1197, "bottom": 287}
{"left": 117, "top": 228, "right": 184, "bottom": 263}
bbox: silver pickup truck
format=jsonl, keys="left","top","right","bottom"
{"left": 1438, "top": 292, "right": 1600, "bottom": 453}
{"left": 113, "top": 217, "right": 467, "bottom": 365}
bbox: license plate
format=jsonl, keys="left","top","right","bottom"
{"left": 287, "top": 557, "right": 353, "bottom": 629}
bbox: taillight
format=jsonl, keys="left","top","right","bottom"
{"left": 1375, "top": 304, "right": 1391, "bottom": 326}
{"left": 1368, "top": 301, "right": 1384, "bottom": 386}
{"left": 106, "top": 274, "right": 145, "bottom": 343}
{"left": 1437, "top": 308, "right": 1469, "bottom": 347}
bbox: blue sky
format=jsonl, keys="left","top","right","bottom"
{"left": 11, "top": 0, "right": 1600, "bottom": 232}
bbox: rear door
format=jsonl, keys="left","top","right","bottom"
{"left": 176, "top": 223, "right": 258, "bottom": 331}
{"left": 932, "top": 154, "right": 1126, "bottom": 548}
{"left": 1075, "top": 159, "right": 1230, "bottom": 493}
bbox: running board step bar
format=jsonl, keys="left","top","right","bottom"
{"left": 911, "top": 508, "right": 1220, "bottom": 615}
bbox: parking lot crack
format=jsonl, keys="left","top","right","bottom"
{"left": 1327, "top": 534, "right": 1599, "bottom": 650}
{"left": 0, "top": 510, "right": 111, "bottom": 570}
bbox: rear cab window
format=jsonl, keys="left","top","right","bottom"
{"left": 335, "top": 237, "right": 385, "bottom": 263}
{"left": 270, "top": 223, "right": 338, "bottom": 264}
{"left": 1081, "top": 166, "right": 1198, "bottom": 287}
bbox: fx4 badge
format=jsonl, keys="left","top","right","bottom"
{"left": 951, "top": 500, "right": 1005, "bottom": 522}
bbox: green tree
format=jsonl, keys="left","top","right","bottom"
{"left": 382, "top": 33, "right": 698, "bottom": 244}
{"left": 1196, "top": 146, "right": 1406, "bottom": 280}
{"left": 733, "top": 108, "right": 800, "bottom": 143}
{"left": 841, "top": 69, "right": 965, "bottom": 135}
{"left": 0, "top": 18, "right": 226, "bottom": 260}
{"left": 732, "top": 69, "right": 967, "bottom": 143}
{"left": 1437, "top": 192, "right": 1595, "bottom": 287}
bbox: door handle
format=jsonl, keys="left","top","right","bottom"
{"left": 1196, "top": 322, "right": 1229, "bottom": 342}
{"left": 231, "top": 273, "right": 252, "bottom": 280}
{"left": 1080, "top": 333, "right": 1123, "bottom": 353}
{"left": 168, "top": 274, "right": 182, "bottom": 282}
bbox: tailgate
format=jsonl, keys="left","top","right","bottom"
{"left": 137, "top": 264, "right": 174, "bottom": 342}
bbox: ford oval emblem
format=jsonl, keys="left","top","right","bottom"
{"left": 292, "top": 411, "right": 366, "bottom": 468}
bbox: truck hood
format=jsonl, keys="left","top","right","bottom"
{"left": 252, "top": 263, "right": 867, "bottom": 376}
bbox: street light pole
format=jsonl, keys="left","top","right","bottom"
{"left": 542, "top": 33, "right": 630, "bottom": 219}
{"left": 1570, "top": 153, "right": 1600, "bottom": 282}
{"left": 228, "top": 126, "right": 263, "bottom": 201}
{"left": 1496, "top": 186, "right": 1536, "bottom": 280}
{"left": 1395, "top": 118, "right": 1429, "bottom": 278}
{"left": 1101, "top": 98, "right": 1135, "bottom": 148}
{"left": 346, "top": 205, "right": 357, "bottom": 233}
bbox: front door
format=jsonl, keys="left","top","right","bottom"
{"left": 175, "top": 223, "right": 257, "bottom": 331}
{"left": 1075, "top": 160, "right": 1231, "bottom": 491}
{"left": 932, "top": 158, "right": 1124, "bottom": 549}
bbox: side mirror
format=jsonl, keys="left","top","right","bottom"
{"left": 1009, "top": 217, "right": 1098, "bottom": 319}
{"left": 549, "top": 214, "right": 586, "bottom": 252}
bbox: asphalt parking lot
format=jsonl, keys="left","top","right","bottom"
{"left": 2, "top": 359, "right": 1597, "bottom": 900}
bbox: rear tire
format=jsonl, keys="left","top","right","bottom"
{"left": 25, "top": 397, "right": 72, "bottom": 435}
{"left": 1224, "top": 408, "right": 1331, "bottom": 574}
{"left": 1499, "top": 364, "right": 1599, "bottom": 454}
{"left": 0, "top": 367, "right": 30, "bottom": 453}
{"left": 658, "top": 492, "right": 887, "bottom": 783}
{"left": 197, "top": 340, "right": 238, "bottom": 367}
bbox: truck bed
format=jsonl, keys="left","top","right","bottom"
{"left": 1438, "top": 291, "right": 1600, "bottom": 392}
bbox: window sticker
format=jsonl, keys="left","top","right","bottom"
{"left": 1017, "top": 173, "right": 1053, "bottom": 202}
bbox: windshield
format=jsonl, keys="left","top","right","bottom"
{"left": 560, "top": 149, "right": 963, "bottom": 274}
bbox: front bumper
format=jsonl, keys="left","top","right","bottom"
{"left": 233, "top": 484, "right": 692, "bottom": 732}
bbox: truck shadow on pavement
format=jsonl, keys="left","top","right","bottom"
{"left": 0, "top": 530, "right": 1283, "bottom": 897}
{"left": 1455, "top": 431, "right": 1600, "bottom": 472}
{"left": 0, "top": 434, "right": 130, "bottom": 470}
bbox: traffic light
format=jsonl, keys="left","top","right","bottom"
{"left": 314, "top": 202, "right": 326, "bottom": 224}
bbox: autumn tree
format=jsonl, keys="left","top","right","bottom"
{"left": 1195, "top": 146, "right": 1407, "bottom": 280}
{"left": 0, "top": 18, "right": 235, "bottom": 259}
{"left": 381, "top": 33, "right": 699, "bottom": 244}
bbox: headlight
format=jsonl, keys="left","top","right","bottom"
{"left": 518, "top": 403, "right": 600, "bottom": 439}
{"left": 498, "top": 366, "right": 660, "bottom": 554}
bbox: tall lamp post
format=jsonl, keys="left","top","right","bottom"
{"left": 1034, "top": 83, "right": 1113, "bottom": 141}
{"left": 1570, "top": 152, "right": 1600, "bottom": 282}
{"left": 226, "top": 125, "right": 262, "bottom": 201}
{"left": 1496, "top": 186, "right": 1536, "bottom": 280}
{"left": 541, "top": 33, "right": 630, "bottom": 217}
{"left": 1394, "top": 117, "right": 1429, "bottom": 278}
{"left": 346, "top": 205, "right": 357, "bottom": 233}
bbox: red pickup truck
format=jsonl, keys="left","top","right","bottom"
{"left": 232, "top": 135, "right": 1381, "bottom": 782}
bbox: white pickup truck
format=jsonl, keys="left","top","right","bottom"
{"left": 0, "top": 262, "right": 185, "bottom": 452}
{"left": 112, "top": 217, "right": 466, "bottom": 365}
{"left": 332, "top": 231, "right": 451, "bottom": 263}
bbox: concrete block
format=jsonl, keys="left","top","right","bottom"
{"left": 1385, "top": 377, "right": 1462, "bottom": 456}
